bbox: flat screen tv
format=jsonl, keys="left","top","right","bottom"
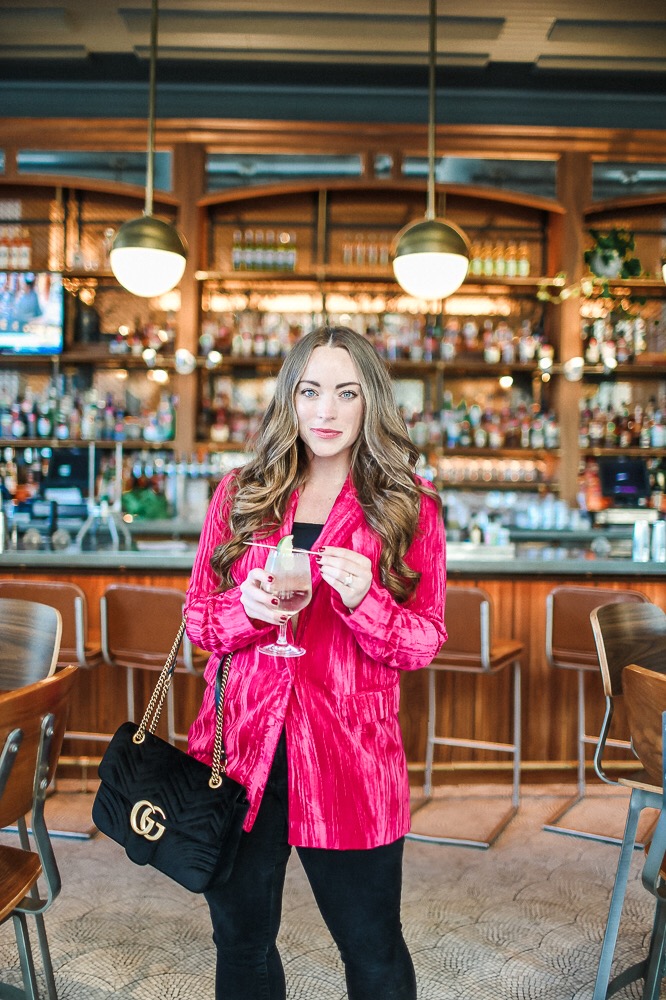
{"left": 598, "top": 455, "right": 651, "bottom": 507}
{"left": 0, "top": 271, "right": 64, "bottom": 355}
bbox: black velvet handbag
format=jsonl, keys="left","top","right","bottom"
{"left": 92, "top": 619, "right": 249, "bottom": 893}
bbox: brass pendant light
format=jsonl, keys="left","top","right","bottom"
{"left": 110, "top": 0, "right": 188, "bottom": 297}
{"left": 392, "top": 0, "right": 470, "bottom": 300}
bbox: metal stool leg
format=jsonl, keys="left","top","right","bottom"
{"left": 12, "top": 913, "right": 39, "bottom": 1000}
{"left": 511, "top": 660, "right": 521, "bottom": 810}
{"left": 423, "top": 668, "right": 436, "bottom": 798}
{"left": 593, "top": 787, "right": 660, "bottom": 1000}
{"left": 126, "top": 666, "right": 135, "bottom": 723}
{"left": 643, "top": 900, "right": 666, "bottom": 1000}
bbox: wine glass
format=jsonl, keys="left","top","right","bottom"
{"left": 258, "top": 547, "right": 312, "bottom": 657}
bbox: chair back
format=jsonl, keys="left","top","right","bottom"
{"left": 591, "top": 601, "right": 666, "bottom": 699}
{"left": 0, "top": 580, "right": 97, "bottom": 669}
{"left": 0, "top": 597, "right": 62, "bottom": 689}
{"left": 100, "top": 584, "right": 206, "bottom": 673}
{"left": 0, "top": 665, "right": 78, "bottom": 829}
{"left": 546, "top": 586, "right": 648, "bottom": 672}
{"left": 431, "top": 586, "right": 491, "bottom": 671}
{"left": 623, "top": 663, "right": 666, "bottom": 787}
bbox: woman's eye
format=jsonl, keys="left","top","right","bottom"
{"left": 300, "top": 388, "right": 317, "bottom": 398}
{"left": 340, "top": 390, "right": 358, "bottom": 399}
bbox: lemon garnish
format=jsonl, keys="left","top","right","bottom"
{"left": 277, "top": 534, "right": 294, "bottom": 555}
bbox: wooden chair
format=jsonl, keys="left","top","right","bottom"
{"left": 590, "top": 601, "right": 666, "bottom": 1000}
{"left": 602, "top": 663, "right": 666, "bottom": 1000}
{"left": 100, "top": 584, "right": 207, "bottom": 746}
{"left": 0, "top": 665, "right": 78, "bottom": 1000}
{"left": 0, "top": 598, "right": 62, "bottom": 690}
{"left": 409, "top": 585, "right": 523, "bottom": 848}
{"left": 543, "top": 585, "right": 649, "bottom": 840}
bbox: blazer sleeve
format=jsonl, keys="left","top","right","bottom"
{"left": 331, "top": 489, "right": 447, "bottom": 671}
{"left": 184, "top": 474, "right": 272, "bottom": 657}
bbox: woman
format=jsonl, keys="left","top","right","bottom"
{"left": 185, "top": 325, "right": 447, "bottom": 1000}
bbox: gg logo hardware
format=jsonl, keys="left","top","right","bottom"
{"left": 130, "top": 799, "right": 167, "bottom": 841}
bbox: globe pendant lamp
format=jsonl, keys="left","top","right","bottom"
{"left": 392, "top": 0, "right": 470, "bottom": 300}
{"left": 110, "top": 0, "right": 187, "bottom": 297}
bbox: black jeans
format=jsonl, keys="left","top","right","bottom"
{"left": 204, "top": 732, "right": 417, "bottom": 1000}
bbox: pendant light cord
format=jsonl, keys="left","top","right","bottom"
{"left": 426, "top": 0, "right": 437, "bottom": 222}
{"left": 145, "top": 0, "right": 158, "bottom": 219}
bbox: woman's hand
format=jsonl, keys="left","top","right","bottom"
{"left": 316, "top": 546, "right": 372, "bottom": 610}
{"left": 239, "top": 567, "right": 288, "bottom": 627}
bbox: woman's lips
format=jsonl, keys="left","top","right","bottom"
{"left": 310, "top": 428, "right": 342, "bottom": 438}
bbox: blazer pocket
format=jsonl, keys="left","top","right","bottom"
{"left": 344, "top": 687, "right": 400, "bottom": 730}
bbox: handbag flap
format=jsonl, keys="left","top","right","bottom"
{"left": 97, "top": 722, "right": 249, "bottom": 848}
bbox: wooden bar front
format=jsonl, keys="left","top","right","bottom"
{"left": 4, "top": 561, "right": 664, "bottom": 785}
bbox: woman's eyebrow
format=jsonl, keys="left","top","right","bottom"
{"left": 296, "top": 380, "right": 361, "bottom": 388}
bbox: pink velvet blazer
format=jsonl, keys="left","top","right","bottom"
{"left": 185, "top": 472, "right": 447, "bottom": 850}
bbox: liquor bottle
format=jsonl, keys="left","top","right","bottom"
{"left": 277, "top": 232, "right": 290, "bottom": 270}
{"left": 231, "top": 230, "right": 243, "bottom": 271}
{"left": 517, "top": 242, "right": 531, "bottom": 277}
{"left": 492, "top": 241, "right": 506, "bottom": 277}
{"left": 264, "top": 230, "right": 276, "bottom": 270}
{"left": 242, "top": 229, "right": 254, "bottom": 270}
{"left": 652, "top": 409, "right": 666, "bottom": 449}
{"left": 353, "top": 233, "right": 365, "bottom": 268}
{"left": 469, "top": 242, "right": 483, "bottom": 276}
{"left": 481, "top": 240, "right": 494, "bottom": 277}
{"left": 252, "top": 229, "right": 264, "bottom": 270}
{"left": 156, "top": 392, "right": 176, "bottom": 441}
{"left": 504, "top": 241, "right": 518, "bottom": 278}
{"left": 10, "top": 403, "right": 26, "bottom": 439}
{"left": 284, "top": 232, "right": 298, "bottom": 271}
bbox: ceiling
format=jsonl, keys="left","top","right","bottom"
{"left": 1, "top": 1, "right": 665, "bottom": 130}
{"left": 2, "top": 0, "right": 666, "bottom": 71}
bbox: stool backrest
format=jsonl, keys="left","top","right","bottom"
{"left": 623, "top": 663, "right": 666, "bottom": 787}
{"left": 0, "top": 580, "right": 90, "bottom": 668}
{"left": 591, "top": 601, "right": 666, "bottom": 698}
{"left": 0, "top": 597, "right": 62, "bottom": 689}
{"left": 432, "top": 586, "right": 491, "bottom": 669}
{"left": 101, "top": 583, "right": 205, "bottom": 673}
{"left": 546, "top": 586, "right": 648, "bottom": 671}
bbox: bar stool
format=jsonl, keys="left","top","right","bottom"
{"left": 409, "top": 585, "right": 523, "bottom": 848}
{"left": 0, "top": 580, "right": 107, "bottom": 775}
{"left": 100, "top": 583, "right": 207, "bottom": 746}
{"left": 0, "top": 580, "right": 102, "bottom": 673}
{"left": 543, "top": 585, "right": 649, "bottom": 840}
{"left": 596, "top": 662, "right": 666, "bottom": 1000}
{"left": 590, "top": 600, "right": 666, "bottom": 1000}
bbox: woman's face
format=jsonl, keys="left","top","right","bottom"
{"left": 295, "top": 346, "right": 364, "bottom": 463}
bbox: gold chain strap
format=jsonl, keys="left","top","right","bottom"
{"left": 209, "top": 651, "right": 233, "bottom": 789}
{"left": 132, "top": 617, "right": 232, "bottom": 792}
{"left": 133, "top": 618, "right": 186, "bottom": 743}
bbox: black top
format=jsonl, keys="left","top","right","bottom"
{"left": 291, "top": 521, "right": 323, "bottom": 552}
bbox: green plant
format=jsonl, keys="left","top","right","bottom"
{"left": 584, "top": 227, "right": 642, "bottom": 278}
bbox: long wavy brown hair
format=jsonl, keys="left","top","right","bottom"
{"left": 211, "top": 325, "right": 440, "bottom": 602}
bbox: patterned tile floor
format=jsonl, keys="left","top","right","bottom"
{"left": 0, "top": 784, "right": 660, "bottom": 999}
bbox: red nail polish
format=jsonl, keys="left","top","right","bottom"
{"left": 315, "top": 556, "right": 323, "bottom": 564}
{"left": 279, "top": 615, "right": 289, "bottom": 624}
{"left": 271, "top": 598, "right": 279, "bottom": 606}
{"left": 267, "top": 575, "right": 274, "bottom": 583}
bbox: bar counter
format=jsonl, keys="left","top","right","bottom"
{"left": 3, "top": 533, "right": 665, "bottom": 785}
{"left": 2, "top": 547, "right": 666, "bottom": 578}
